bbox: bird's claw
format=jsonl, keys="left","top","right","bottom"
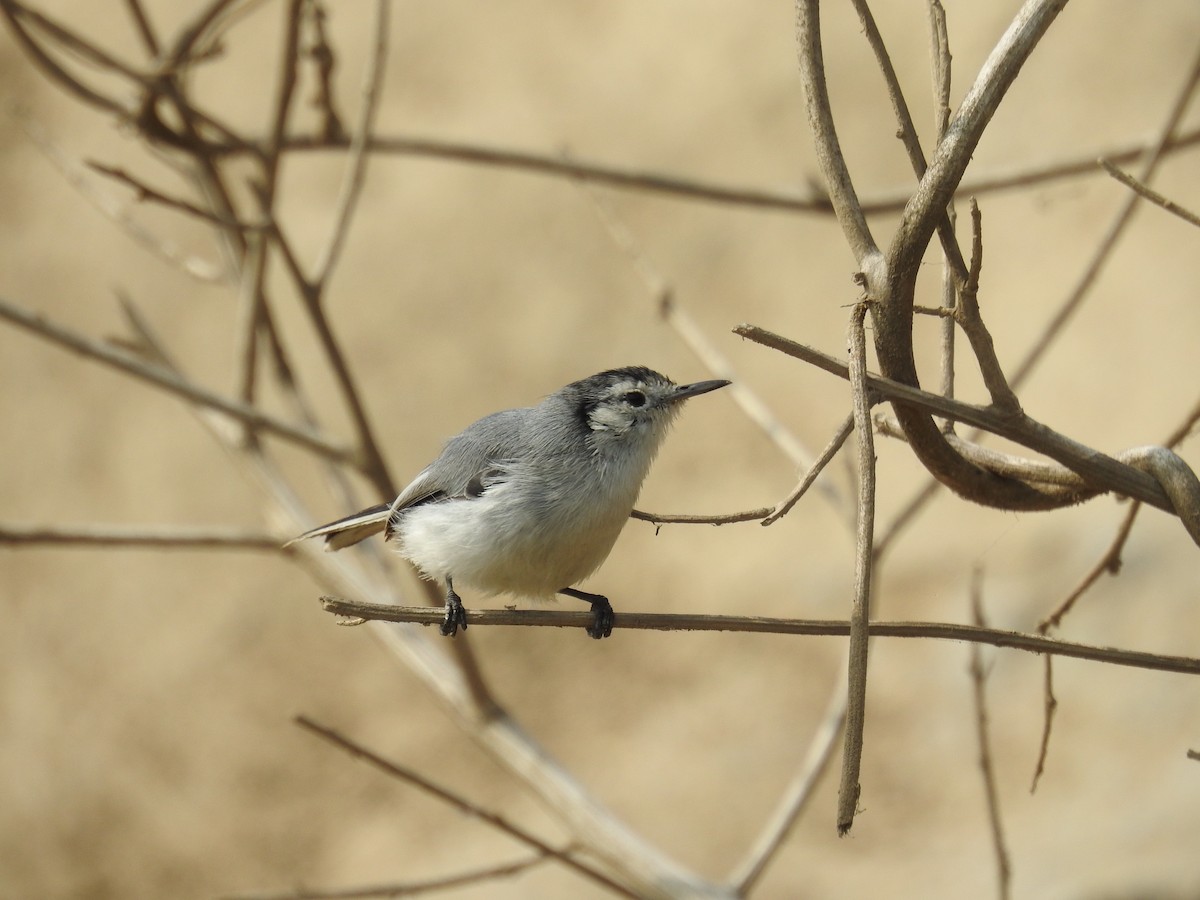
{"left": 587, "top": 597, "right": 614, "bottom": 640}
{"left": 441, "top": 590, "right": 468, "bottom": 637}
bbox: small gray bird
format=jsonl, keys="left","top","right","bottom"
{"left": 291, "top": 367, "right": 729, "bottom": 638}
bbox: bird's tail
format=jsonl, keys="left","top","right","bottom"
{"left": 285, "top": 503, "right": 391, "bottom": 551}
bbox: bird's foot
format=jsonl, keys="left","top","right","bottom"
{"left": 559, "top": 587, "right": 614, "bottom": 639}
{"left": 441, "top": 586, "right": 468, "bottom": 637}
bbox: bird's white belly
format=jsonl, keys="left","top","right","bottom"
{"left": 393, "top": 478, "right": 634, "bottom": 598}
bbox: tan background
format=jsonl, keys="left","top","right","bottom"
{"left": 2, "top": 1, "right": 1200, "bottom": 897}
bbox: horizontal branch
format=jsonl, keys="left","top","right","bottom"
{"left": 630, "top": 507, "right": 771, "bottom": 526}
{"left": 734, "top": 324, "right": 1178, "bottom": 513}
{"left": 319, "top": 598, "right": 1200, "bottom": 677}
{"left": 0, "top": 523, "right": 284, "bottom": 550}
{"left": 211, "top": 127, "right": 1200, "bottom": 215}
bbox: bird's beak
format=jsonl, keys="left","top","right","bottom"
{"left": 669, "top": 379, "right": 731, "bottom": 403}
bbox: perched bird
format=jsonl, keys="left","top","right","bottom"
{"left": 291, "top": 366, "right": 729, "bottom": 638}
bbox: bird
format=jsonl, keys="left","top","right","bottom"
{"left": 290, "top": 366, "right": 730, "bottom": 638}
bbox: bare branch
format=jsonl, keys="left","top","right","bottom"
{"left": 1039, "top": 504, "right": 1140, "bottom": 632}
{"left": 1032, "top": 393, "right": 1200, "bottom": 789}
{"left": 304, "top": 1, "right": 347, "bottom": 142}
{"left": 269, "top": 216, "right": 396, "bottom": 495}
{"left": 872, "top": 0, "right": 1069, "bottom": 513}
{"left": 0, "top": 0, "right": 138, "bottom": 118}
{"left": 228, "top": 853, "right": 551, "bottom": 900}
{"left": 1100, "top": 158, "right": 1200, "bottom": 230}
{"left": 851, "top": 0, "right": 969, "bottom": 284}
{"left": 837, "top": 302, "right": 877, "bottom": 836}
{"left": 794, "top": 0, "right": 883, "bottom": 270}
{"left": 232, "top": 230, "right": 269, "bottom": 407}
{"left": 0, "top": 295, "right": 354, "bottom": 464}
{"left": 1010, "top": 43, "right": 1200, "bottom": 387}
{"left": 734, "top": 324, "right": 1200, "bottom": 525}
{"left": 630, "top": 508, "right": 771, "bottom": 527}
{"left": 727, "top": 669, "right": 847, "bottom": 893}
{"left": 968, "top": 573, "right": 1012, "bottom": 900}
{"left": 927, "top": 0, "right": 959, "bottom": 414}
{"left": 293, "top": 717, "right": 638, "bottom": 900}
{"left": 86, "top": 160, "right": 260, "bottom": 233}
{"left": 263, "top": 0, "right": 305, "bottom": 197}
{"left": 317, "top": 598, "right": 1200, "bottom": 677}
{"left": 762, "top": 412, "right": 856, "bottom": 526}
{"left": 18, "top": 119, "right": 224, "bottom": 282}
{"left": 955, "top": 201, "right": 1021, "bottom": 412}
{"left": 1030, "top": 656, "right": 1058, "bottom": 793}
{"left": 123, "top": 0, "right": 159, "bottom": 57}
{"left": 892, "top": 0, "right": 1067, "bottom": 269}
{"left": 0, "top": 523, "right": 283, "bottom": 550}
{"left": 311, "top": 0, "right": 390, "bottom": 287}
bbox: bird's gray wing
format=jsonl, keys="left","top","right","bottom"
{"left": 382, "top": 409, "right": 527, "bottom": 540}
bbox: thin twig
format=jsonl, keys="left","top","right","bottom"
{"left": 265, "top": 0, "right": 304, "bottom": 194}
{"left": 233, "top": 228, "right": 269, "bottom": 406}
{"left": 181, "top": 123, "right": 1200, "bottom": 214}
{"left": 18, "top": 118, "right": 223, "bottom": 281}
{"left": 762, "top": 412, "right": 856, "bottom": 526}
{"left": 123, "top": 0, "right": 159, "bottom": 57}
{"left": 630, "top": 508, "right": 771, "bottom": 528}
{"left": 311, "top": 0, "right": 389, "bottom": 286}
{"left": 968, "top": 572, "right": 1012, "bottom": 900}
{"left": 0, "top": 295, "right": 353, "bottom": 464}
{"left": 837, "top": 302, "right": 877, "bottom": 836}
{"left": 0, "top": 524, "right": 284, "bottom": 550}
{"left": 928, "top": 1, "right": 955, "bottom": 425}
{"left": 242, "top": 0, "right": 303, "bottom": 432}
{"left": 304, "top": 0, "right": 347, "bottom": 142}
{"left": 1029, "top": 656, "right": 1057, "bottom": 793}
{"left": 1039, "top": 503, "right": 1141, "bottom": 632}
{"left": 226, "top": 853, "right": 550, "bottom": 900}
{"left": 726, "top": 666, "right": 847, "bottom": 893}
{"left": 892, "top": 0, "right": 1068, "bottom": 266}
{"left": 317, "top": 599, "right": 1200, "bottom": 677}
{"left": 270, "top": 217, "right": 396, "bottom": 495}
{"left": 3, "top": 0, "right": 150, "bottom": 90}
{"left": 955, "top": 201, "right": 1021, "bottom": 412}
{"left": 294, "top": 717, "right": 637, "bottom": 900}
{"left": 86, "top": 160, "right": 262, "bottom": 233}
{"left": 1099, "top": 158, "right": 1200, "bottom": 230}
{"left": 1029, "top": 396, "right": 1200, "bottom": 788}
{"left": 851, "top": 0, "right": 968, "bottom": 284}
{"left": 932, "top": 0, "right": 959, "bottom": 420}
{"left": 1031, "top": 395, "right": 1200, "bottom": 784}
{"left": 1010, "top": 42, "right": 1200, "bottom": 387}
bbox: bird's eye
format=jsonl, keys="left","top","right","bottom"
{"left": 623, "top": 390, "right": 646, "bottom": 407}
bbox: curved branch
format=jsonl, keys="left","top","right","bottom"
{"left": 794, "top": 0, "right": 883, "bottom": 273}
{"left": 735, "top": 324, "right": 1200, "bottom": 543}
{"left": 875, "top": 0, "right": 1071, "bottom": 510}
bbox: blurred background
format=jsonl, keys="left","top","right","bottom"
{"left": 2, "top": 1, "right": 1199, "bottom": 897}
